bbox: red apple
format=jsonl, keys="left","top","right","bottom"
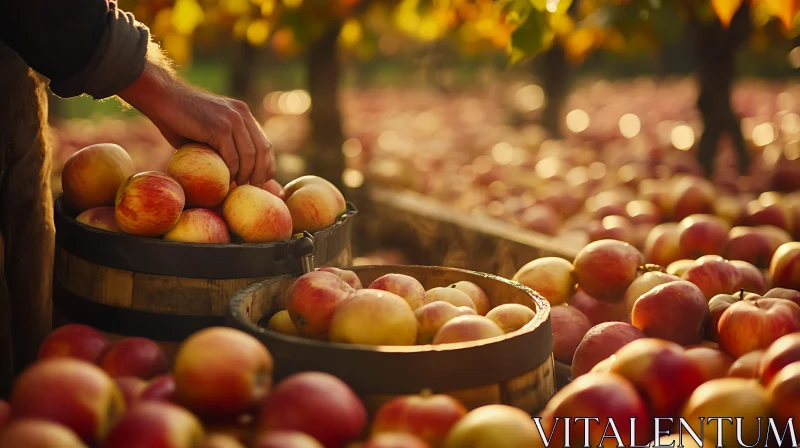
{"left": 728, "top": 350, "right": 765, "bottom": 378}
{"left": 676, "top": 214, "right": 730, "bottom": 259}
{"left": 0, "top": 419, "right": 87, "bottom": 448}
{"left": 631, "top": 280, "right": 709, "bottom": 346}
{"left": 442, "top": 405, "right": 542, "bottom": 448}
{"left": 718, "top": 298, "right": 800, "bottom": 357}
{"left": 608, "top": 338, "right": 706, "bottom": 417}
{"left": 11, "top": 359, "right": 125, "bottom": 444}
{"left": 668, "top": 176, "right": 715, "bottom": 221}
{"left": 572, "top": 322, "right": 645, "bottom": 378}
{"left": 38, "top": 324, "right": 110, "bottom": 363}
{"left": 99, "top": 337, "right": 169, "bottom": 380}
{"left": 200, "top": 434, "right": 248, "bottom": 448}
{"left": 685, "top": 347, "right": 735, "bottom": 382}
{"left": 75, "top": 206, "right": 120, "bottom": 232}
{"left": 368, "top": 274, "right": 427, "bottom": 310}
{"left": 519, "top": 204, "right": 561, "bottom": 235}
{"left": 167, "top": 143, "right": 230, "bottom": 208}
{"left": 770, "top": 242, "right": 800, "bottom": 291}
{"left": 371, "top": 392, "right": 467, "bottom": 447}
{"left": 757, "top": 333, "right": 800, "bottom": 385}
{"left": 62, "top": 143, "right": 135, "bottom": 212}
{"left": 681, "top": 257, "right": 742, "bottom": 300}
{"left": 573, "top": 239, "right": 644, "bottom": 303}
{"left": 731, "top": 260, "right": 767, "bottom": 294}
{"left": 763, "top": 287, "right": 800, "bottom": 307}
{"left": 448, "top": 281, "right": 490, "bottom": 316}
{"left": 318, "top": 267, "right": 362, "bottom": 289}
{"left": 745, "top": 198, "right": 792, "bottom": 231}
{"left": 666, "top": 259, "right": 696, "bottom": 276}
{"left": 285, "top": 271, "right": 354, "bottom": 339}
{"left": 766, "top": 362, "right": 800, "bottom": 435}
{"left": 550, "top": 305, "right": 592, "bottom": 363}
{"left": 414, "top": 302, "right": 477, "bottom": 345}
{"left": 257, "top": 372, "right": 367, "bottom": 448}
{"left": 222, "top": 185, "right": 293, "bottom": 243}
{"left": 569, "top": 289, "right": 628, "bottom": 325}
{"left": 115, "top": 376, "right": 148, "bottom": 407}
{"left": 626, "top": 199, "right": 662, "bottom": 225}
{"left": 588, "top": 215, "right": 636, "bottom": 245}
{"left": 0, "top": 399, "right": 10, "bottom": 429}
{"left": 623, "top": 271, "right": 681, "bottom": 314}
{"left": 512, "top": 257, "right": 575, "bottom": 306}
{"left": 253, "top": 431, "right": 323, "bottom": 448}
{"left": 706, "top": 291, "right": 750, "bottom": 341}
{"left": 102, "top": 402, "right": 204, "bottom": 448}
{"left": 432, "top": 315, "right": 504, "bottom": 344}
{"left": 263, "top": 179, "right": 287, "bottom": 200}
{"left": 364, "top": 433, "right": 429, "bottom": 448}
{"left": 115, "top": 172, "right": 185, "bottom": 237}
{"left": 485, "top": 303, "right": 536, "bottom": 334}
{"left": 140, "top": 374, "right": 177, "bottom": 403}
{"left": 726, "top": 226, "right": 774, "bottom": 268}
{"left": 643, "top": 223, "right": 681, "bottom": 268}
{"left": 163, "top": 208, "right": 231, "bottom": 244}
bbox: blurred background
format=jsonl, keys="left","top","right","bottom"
{"left": 47, "top": 0, "right": 800, "bottom": 267}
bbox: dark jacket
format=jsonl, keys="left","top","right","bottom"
{"left": 0, "top": 0, "right": 150, "bottom": 98}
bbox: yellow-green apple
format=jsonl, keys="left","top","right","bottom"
{"left": 364, "top": 433, "right": 429, "bottom": 448}
{"left": 38, "top": 324, "right": 110, "bottom": 363}
{"left": 371, "top": 392, "right": 467, "bottom": 447}
{"left": 222, "top": 185, "right": 293, "bottom": 242}
{"left": 731, "top": 260, "right": 767, "bottom": 294}
{"left": 115, "top": 377, "right": 148, "bottom": 407}
{"left": 318, "top": 267, "right": 362, "bottom": 289}
{"left": 99, "top": 337, "right": 169, "bottom": 380}
{"left": 174, "top": 327, "right": 273, "bottom": 416}
{"left": 745, "top": 197, "right": 792, "bottom": 231}
{"left": 676, "top": 214, "right": 730, "bottom": 259}
{"left": 424, "top": 288, "right": 476, "bottom": 312}
{"left": 329, "top": 289, "right": 417, "bottom": 346}
{"left": 550, "top": 305, "right": 592, "bottom": 363}
{"left": 512, "top": 257, "right": 575, "bottom": 306}
{"left": 680, "top": 378, "right": 772, "bottom": 448}
{"left": 442, "top": 405, "right": 542, "bottom": 448}
{"left": 253, "top": 431, "right": 323, "bottom": 448}
{"left": 667, "top": 175, "right": 715, "bottom": 221}
{"left": 763, "top": 287, "right": 800, "bottom": 307}
{"left": 369, "top": 274, "right": 427, "bottom": 310}
{"left": 485, "top": 304, "right": 536, "bottom": 334}
{"left": 448, "top": 281, "right": 490, "bottom": 316}
{"left": 285, "top": 183, "right": 343, "bottom": 233}
{"left": 163, "top": 208, "right": 231, "bottom": 243}
{"left": 140, "top": 374, "right": 176, "bottom": 403}
{"left": 571, "top": 322, "right": 645, "bottom": 378}
{"left": 569, "top": 289, "right": 627, "bottom": 325}
{"left": 631, "top": 280, "right": 709, "bottom": 346}
{"left": 167, "top": 144, "right": 230, "bottom": 208}
{"left": 75, "top": 206, "right": 120, "bottom": 232}
{"left": 257, "top": 372, "right": 367, "bottom": 448}
{"left": 718, "top": 298, "right": 800, "bottom": 357}
{"left": 666, "top": 259, "right": 695, "bottom": 276}
{"left": 706, "top": 291, "right": 753, "bottom": 341}
{"left": 608, "top": 338, "right": 706, "bottom": 416}
{"left": 726, "top": 227, "right": 774, "bottom": 268}
{"left": 266, "top": 310, "right": 300, "bottom": 337}
{"left": 10, "top": 359, "right": 125, "bottom": 444}
{"left": 284, "top": 176, "right": 346, "bottom": 215}
{"left": 766, "top": 362, "right": 800, "bottom": 437}
{"left": 728, "top": 350, "right": 765, "bottom": 378}
{"left": 263, "top": 179, "right": 287, "bottom": 200}
{"left": 643, "top": 223, "right": 681, "bottom": 268}
{"left": 770, "top": 242, "right": 800, "bottom": 290}
{"left": 414, "top": 302, "right": 477, "bottom": 345}
{"left": 432, "top": 316, "right": 504, "bottom": 345}
{"left": 681, "top": 257, "right": 742, "bottom": 299}
{"left": 537, "top": 373, "right": 652, "bottom": 448}
{"left": 685, "top": 347, "right": 735, "bottom": 382}
{"left": 573, "top": 239, "right": 644, "bottom": 303}
{"left": 622, "top": 271, "right": 681, "bottom": 314}
{"left": 0, "top": 420, "right": 88, "bottom": 448}
{"left": 102, "top": 402, "right": 204, "bottom": 448}
{"left": 115, "top": 172, "right": 185, "bottom": 237}
{"left": 757, "top": 333, "right": 800, "bottom": 385}
{"left": 62, "top": 143, "right": 135, "bottom": 212}
{"left": 285, "top": 271, "right": 355, "bottom": 339}
{"left": 199, "top": 434, "right": 247, "bottom": 448}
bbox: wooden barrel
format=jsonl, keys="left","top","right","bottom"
{"left": 52, "top": 196, "right": 358, "bottom": 357}
{"left": 227, "top": 265, "right": 556, "bottom": 416}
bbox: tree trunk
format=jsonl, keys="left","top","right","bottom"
{"left": 692, "top": 3, "right": 751, "bottom": 177}
{"left": 537, "top": 43, "right": 569, "bottom": 139}
{"left": 230, "top": 41, "right": 258, "bottom": 109}
{"left": 306, "top": 25, "right": 346, "bottom": 191}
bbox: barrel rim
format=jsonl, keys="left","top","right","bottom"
{"left": 53, "top": 195, "right": 358, "bottom": 278}
{"left": 227, "top": 265, "right": 554, "bottom": 394}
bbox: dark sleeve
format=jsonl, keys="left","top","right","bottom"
{"left": 0, "top": 0, "right": 150, "bottom": 99}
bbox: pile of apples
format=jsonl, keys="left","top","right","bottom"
{"left": 266, "top": 267, "right": 538, "bottom": 346}
{"left": 509, "top": 238, "right": 800, "bottom": 445}
{"left": 61, "top": 143, "right": 347, "bottom": 243}
{"left": 0, "top": 323, "right": 551, "bottom": 448}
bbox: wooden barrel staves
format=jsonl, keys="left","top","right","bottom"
{"left": 227, "top": 265, "right": 556, "bottom": 416}
{"left": 52, "top": 196, "right": 358, "bottom": 357}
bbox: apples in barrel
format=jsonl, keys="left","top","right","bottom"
{"left": 62, "top": 143, "right": 135, "bottom": 212}
{"left": 115, "top": 171, "right": 185, "bottom": 237}
{"left": 167, "top": 144, "right": 230, "bottom": 209}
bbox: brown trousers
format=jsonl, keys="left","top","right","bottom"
{"left": 0, "top": 43, "right": 55, "bottom": 398}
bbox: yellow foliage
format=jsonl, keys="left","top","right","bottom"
{"left": 759, "top": 0, "right": 798, "bottom": 29}
{"left": 246, "top": 19, "right": 270, "bottom": 45}
{"left": 282, "top": 0, "right": 302, "bottom": 8}
{"left": 564, "top": 27, "right": 596, "bottom": 62}
{"left": 152, "top": 8, "right": 174, "bottom": 37}
{"left": 711, "top": 0, "right": 743, "bottom": 28}
{"left": 171, "top": 0, "right": 205, "bottom": 35}
{"left": 340, "top": 18, "right": 363, "bottom": 46}
{"left": 549, "top": 11, "right": 575, "bottom": 36}
{"left": 233, "top": 17, "right": 250, "bottom": 39}
{"left": 260, "top": 0, "right": 276, "bottom": 15}
{"left": 163, "top": 33, "right": 192, "bottom": 64}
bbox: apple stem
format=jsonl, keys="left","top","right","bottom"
{"left": 638, "top": 264, "right": 666, "bottom": 274}
{"left": 740, "top": 288, "right": 745, "bottom": 300}
{"left": 419, "top": 388, "right": 433, "bottom": 397}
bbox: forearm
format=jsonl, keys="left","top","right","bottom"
{"left": 117, "top": 41, "right": 179, "bottom": 114}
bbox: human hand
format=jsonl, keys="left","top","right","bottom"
{"left": 119, "top": 60, "right": 276, "bottom": 187}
